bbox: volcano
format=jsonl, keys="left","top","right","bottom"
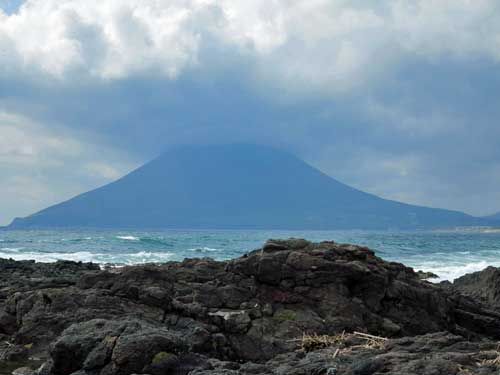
{"left": 8, "top": 144, "right": 484, "bottom": 229}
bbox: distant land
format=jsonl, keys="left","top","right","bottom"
{"left": 7, "top": 144, "right": 492, "bottom": 230}
{"left": 484, "top": 212, "right": 500, "bottom": 222}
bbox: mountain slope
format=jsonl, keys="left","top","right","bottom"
{"left": 8, "top": 144, "right": 484, "bottom": 229}
{"left": 484, "top": 212, "right": 500, "bottom": 222}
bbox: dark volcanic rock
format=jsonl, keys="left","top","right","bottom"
{"left": 453, "top": 266, "right": 500, "bottom": 309}
{"left": 1, "top": 239, "right": 500, "bottom": 375}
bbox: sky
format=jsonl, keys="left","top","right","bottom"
{"left": 1, "top": 0, "right": 500, "bottom": 225}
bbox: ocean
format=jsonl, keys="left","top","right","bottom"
{"left": 1, "top": 228, "right": 500, "bottom": 281}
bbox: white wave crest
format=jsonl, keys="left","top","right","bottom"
{"left": 481, "top": 229, "right": 500, "bottom": 233}
{"left": 116, "top": 235, "right": 140, "bottom": 241}
{"left": 0, "top": 251, "right": 100, "bottom": 263}
{"left": 189, "top": 247, "right": 219, "bottom": 252}
{"left": 123, "top": 251, "right": 174, "bottom": 264}
{"left": 415, "top": 260, "right": 500, "bottom": 282}
{"left": 128, "top": 251, "right": 173, "bottom": 258}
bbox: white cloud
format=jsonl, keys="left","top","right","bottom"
{"left": 1, "top": 0, "right": 500, "bottom": 90}
{"left": 0, "top": 111, "right": 138, "bottom": 225}
{"left": 0, "top": 112, "right": 81, "bottom": 163}
{"left": 84, "top": 162, "right": 123, "bottom": 179}
{"left": 1, "top": 0, "right": 500, "bottom": 220}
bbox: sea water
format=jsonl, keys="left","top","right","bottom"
{"left": 1, "top": 228, "right": 500, "bottom": 281}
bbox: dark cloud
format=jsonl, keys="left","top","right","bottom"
{"left": 1, "top": 0, "right": 500, "bottom": 224}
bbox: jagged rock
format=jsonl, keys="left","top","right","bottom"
{"left": 416, "top": 270, "right": 439, "bottom": 280}
{"left": 453, "top": 266, "right": 500, "bottom": 309}
{"left": 1, "top": 239, "right": 500, "bottom": 374}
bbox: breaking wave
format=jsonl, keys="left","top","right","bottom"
{"left": 189, "top": 247, "right": 219, "bottom": 253}
{"left": 116, "top": 235, "right": 140, "bottom": 241}
{"left": 0, "top": 251, "right": 99, "bottom": 263}
{"left": 412, "top": 260, "right": 500, "bottom": 282}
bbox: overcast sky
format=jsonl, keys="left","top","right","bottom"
{"left": 1, "top": 0, "right": 500, "bottom": 225}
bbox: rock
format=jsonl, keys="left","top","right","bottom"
{"left": 262, "top": 303, "right": 273, "bottom": 317}
{"left": 453, "top": 266, "right": 500, "bottom": 308}
{"left": 209, "top": 310, "right": 251, "bottom": 333}
{"left": 0, "top": 345, "right": 29, "bottom": 362}
{"left": 11, "top": 367, "right": 36, "bottom": 375}
{"left": 0, "top": 310, "right": 17, "bottom": 335}
{"left": 1, "top": 239, "right": 500, "bottom": 374}
{"left": 416, "top": 270, "right": 439, "bottom": 280}
{"left": 48, "top": 319, "right": 186, "bottom": 375}
{"left": 262, "top": 239, "right": 311, "bottom": 253}
{"left": 35, "top": 362, "right": 52, "bottom": 375}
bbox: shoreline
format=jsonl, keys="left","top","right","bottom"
{"left": 3, "top": 228, "right": 500, "bottom": 283}
{"left": 1, "top": 238, "right": 500, "bottom": 374}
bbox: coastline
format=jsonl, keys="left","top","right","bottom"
{"left": 1, "top": 238, "right": 500, "bottom": 374}
{"left": 3, "top": 228, "right": 500, "bottom": 282}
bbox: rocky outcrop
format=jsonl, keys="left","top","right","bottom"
{"left": 452, "top": 266, "right": 500, "bottom": 309}
{"left": 1, "top": 239, "right": 500, "bottom": 374}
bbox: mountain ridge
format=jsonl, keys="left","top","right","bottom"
{"left": 8, "top": 143, "right": 487, "bottom": 230}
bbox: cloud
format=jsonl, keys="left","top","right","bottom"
{"left": 0, "top": 111, "right": 138, "bottom": 225}
{"left": 2, "top": 1, "right": 500, "bottom": 89}
{"left": 0, "top": 0, "right": 500, "bottom": 222}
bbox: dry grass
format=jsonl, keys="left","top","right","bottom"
{"left": 476, "top": 343, "right": 500, "bottom": 367}
{"left": 479, "top": 352, "right": 500, "bottom": 367}
{"left": 299, "top": 331, "right": 347, "bottom": 352}
{"left": 295, "top": 330, "right": 387, "bottom": 353}
{"left": 352, "top": 331, "right": 387, "bottom": 350}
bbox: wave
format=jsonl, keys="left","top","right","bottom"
{"left": 128, "top": 251, "right": 173, "bottom": 258}
{"left": 0, "top": 239, "right": 18, "bottom": 244}
{"left": 434, "top": 227, "right": 500, "bottom": 234}
{"left": 124, "top": 251, "right": 174, "bottom": 264}
{"left": 481, "top": 229, "right": 500, "bottom": 234}
{"left": 66, "top": 237, "right": 94, "bottom": 243}
{"left": 0, "top": 251, "right": 100, "bottom": 263}
{"left": 116, "top": 235, "right": 140, "bottom": 241}
{"left": 0, "top": 248, "right": 175, "bottom": 265}
{"left": 139, "top": 237, "right": 174, "bottom": 247}
{"left": 0, "top": 247, "right": 24, "bottom": 252}
{"left": 414, "top": 260, "right": 500, "bottom": 282}
{"left": 116, "top": 235, "right": 175, "bottom": 247}
{"left": 189, "top": 247, "right": 219, "bottom": 253}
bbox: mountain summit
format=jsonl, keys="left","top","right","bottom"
{"left": 8, "top": 144, "right": 483, "bottom": 229}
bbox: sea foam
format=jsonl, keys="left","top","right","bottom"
{"left": 414, "top": 260, "right": 500, "bottom": 282}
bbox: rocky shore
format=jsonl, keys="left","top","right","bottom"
{"left": 1, "top": 239, "right": 500, "bottom": 374}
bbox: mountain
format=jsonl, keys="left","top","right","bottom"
{"left": 8, "top": 144, "right": 486, "bottom": 230}
{"left": 484, "top": 212, "right": 500, "bottom": 222}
